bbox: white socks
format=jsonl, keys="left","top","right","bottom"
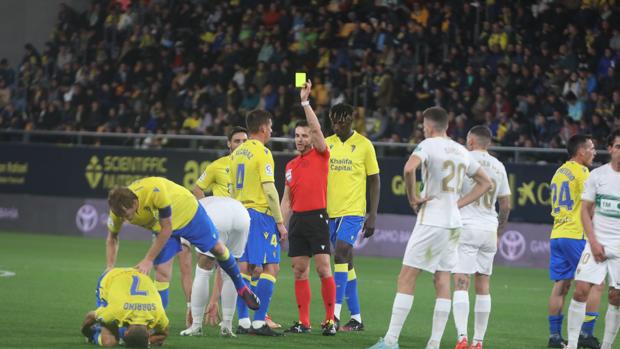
{"left": 601, "top": 305, "right": 620, "bottom": 349}
{"left": 190, "top": 266, "right": 213, "bottom": 326}
{"left": 221, "top": 270, "right": 237, "bottom": 330}
{"left": 384, "top": 293, "right": 414, "bottom": 346}
{"left": 453, "top": 290, "right": 470, "bottom": 340}
{"left": 334, "top": 303, "right": 342, "bottom": 319}
{"left": 429, "top": 298, "right": 451, "bottom": 344}
{"left": 473, "top": 294, "right": 491, "bottom": 344}
{"left": 567, "top": 299, "right": 587, "bottom": 348}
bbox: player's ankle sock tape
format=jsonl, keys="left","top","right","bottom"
{"left": 346, "top": 269, "right": 361, "bottom": 316}
{"left": 548, "top": 314, "right": 564, "bottom": 336}
{"left": 581, "top": 312, "right": 598, "bottom": 336}
{"left": 334, "top": 264, "right": 348, "bottom": 304}
{"left": 155, "top": 281, "right": 169, "bottom": 309}
{"left": 253, "top": 274, "right": 276, "bottom": 321}
{"left": 217, "top": 253, "right": 245, "bottom": 291}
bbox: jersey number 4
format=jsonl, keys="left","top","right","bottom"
{"left": 550, "top": 181, "right": 574, "bottom": 213}
{"left": 130, "top": 275, "right": 148, "bottom": 296}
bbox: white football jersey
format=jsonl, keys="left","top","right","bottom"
{"left": 581, "top": 164, "right": 620, "bottom": 246}
{"left": 199, "top": 196, "right": 249, "bottom": 236}
{"left": 412, "top": 137, "right": 480, "bottom": 228}
{"left": 460, "top": 150, "right": 511, "bottom": 230}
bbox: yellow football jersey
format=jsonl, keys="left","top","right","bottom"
{"left": 107, "top": 177, "right": 198, "bottom": 233}
{"left": 229, "top": 140, "right": 275, "bottom": 213}
{"left": 95, "top": 268, "right": 169, "bottom": 330}
{"left": 196, "top": 155, "right": 231, "bottom": 197}
{"left": 326, "top": 131, "right": 380, "bottom": 217}
{"left": 550, "top": 161, "right": 589, "bottom": 239}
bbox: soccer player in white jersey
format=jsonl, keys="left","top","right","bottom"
{"left": 180, "top": 196, "right": 250, "bottom": 337}
{"left": 451, "top": 126, "right": 511, "bottom": 349}
{"left": 368, "top": 107, "right": 492, "bottom": 349}
{"left": 566, "top": 129, "right": 620, "bottom": 349}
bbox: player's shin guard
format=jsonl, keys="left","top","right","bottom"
{"left": 601, "top": 305, "right": 620, "bottom": 349}
{"left": 253, "top": 273, "right": 276, "bottom": 326}
{"left": 384, "top": 293, "right": 414, "bottom": 346}
{"left": 567, "top": 299, "right": 587, "bottom": 348}
{"left": 346, "top": 268, "right": 361, "bottom": 322}
{"left": 321, "top": 276, "right": 336, "bottom": 321}
{"left": 334, "top": 263, "right": 348, "bottom": 319}
{"left": 221, "top": 271, "right": 237, "bottom": 330}
{"left": 581, "top": 312, "right": 598, "bottom": 337}
{"left": 236, "top": 273, "right": 251, "bottom": 327}
{"left": 190, "top": 266, "right": 213, "bottom": 326}
{"left": 155, "top": 281, "right": 170, "bottom": 309}
{"left": 295, "top": 279, "right": 312, "bottom": 327}
{"left": 473, "top": 294, "right": 491, "bottom": 344}
{"left": 429, "top": 298, "right": 451, "bottom": 344}
{"left": 453, "top": 290, "right": 470, "bottom": 340}
{"left": 216, "top": 247, "right": 245, "bottom": 291}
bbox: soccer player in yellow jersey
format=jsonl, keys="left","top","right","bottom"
{"left": 547, "top": 135, "right": 603, "bottom": 349}
{"left": 80, "top": 268, "right": 169, "bottom": 348}
{"left": 105, "top": 177, "right": 259, "bottom": 313}
{"left": 193, "top": 126, "right": 248, "bottom": 198}
{"left": 230, "top": 109, "right": 288, "bottom": 336}
{"left": 325, "top": 103, "right": 380, "bottom": 331}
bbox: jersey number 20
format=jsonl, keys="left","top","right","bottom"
{"left": 550, "top": 181, "right": 574, "bottom": 213}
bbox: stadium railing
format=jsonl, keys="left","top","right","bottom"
{"left": 0, "top": 129, "right": 609, "bottom": 164}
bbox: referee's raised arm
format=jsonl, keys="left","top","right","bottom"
{"left": 300, "top": 80, "right": 327, "bottom": 153}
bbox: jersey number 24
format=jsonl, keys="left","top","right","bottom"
{"left": 550, "top": 181, "right": 574, "bottom": 213}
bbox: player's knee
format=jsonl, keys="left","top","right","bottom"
{"left": 293, "top": 266, "right": 309, "bottom": 280}
{"left": 263, "top": 263, "right": 279, "bottom": 276}
{"left": 454, "top": 275, "right": 470, "bottom": 291}
{"left": 315, "top": 264, "right": 332, "bottom": 279}
{"left": 100, "top": 334, "right": 118, "bottom": 347}
{"left": 334, "top": 245, "right": 351, "bottom": 263}
{"left": 197, "top": 255, "right": 215, "bottom": 270}
{"left": 573, "top": 285, "right": 590, "bottom": 302}
{"left": 608, "top": 288, "right": 620, "bottom": 306}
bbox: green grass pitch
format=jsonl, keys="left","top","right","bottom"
{"left": 0, "top": 232, "right": 611, "bottom": 348}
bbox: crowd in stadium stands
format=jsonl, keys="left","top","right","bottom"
{"left": 0, "top": 0, "right": 620, "bottom": 150}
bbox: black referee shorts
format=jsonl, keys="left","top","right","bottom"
{"left": 288, "top": 209, "right": 331, "bottom": 257}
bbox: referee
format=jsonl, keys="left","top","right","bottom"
{"left": 281, "top": 80, "right": 337, "bottom": 336}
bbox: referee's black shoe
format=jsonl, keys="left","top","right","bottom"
{"left": 284, "top": 322, "right": 311, "bottom": 334}
{"left": 250, "top": 324, "right": 284, "bottom": 337}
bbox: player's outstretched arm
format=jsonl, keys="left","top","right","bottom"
{"left": 137, "top": 217, "right": 172, "bottom": 275}
{"left": 262, "top": 182, "right": 288, "bottom": 241}
{"left": 458, "top": 168, "right": 492, "bottom": 209}
{"left": 581, "top": 200, "right": 606, "bottom": 262}
{"left": 105, "top": 231, "right": 119, "bottom": 270}
{"left": 300, "top": 80, "right": 327, "bottom": 152}
{"left": 497, "top": 195, "right": 511, "bottom": 235}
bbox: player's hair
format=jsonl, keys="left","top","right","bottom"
{"left": 227, "top": 126, "right": 247, "bottom": 141}
{"left": 607, "top": 129, "right": 620, "bottom": 147}
{"left": 124, "top": 325, "right": 149, "bottom": 348}
{"left": 422, "top": 106, "right": 449, "bottom": 130}
{"left": 567, "top": 134, "right": 592, "bottom": 157}
{"left": 108, "top": 187, "right": 137, "bottom": 217}
{"left": 295, "top": 120, "right": 309, "bottom": 128}
{"left": 245, "top": 109, "right": 272, "bottom": 134}
{"left": 468, "top": 125, "right": 492, "bottom": 147}
{"left": 329, "top": 103, "right": 354, "bottom": 124}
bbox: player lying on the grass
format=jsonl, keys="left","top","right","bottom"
{"left": 180, "top": 196, "right": 250, "bottom": 337}
{"left": 566, "top": 129, "right": 620, "bottom": 349}
{"left": 105, "top": 177, "right": 259, "bottom": 313}
{"left": 80, "top": 268, "right": 169, "bottom": 348}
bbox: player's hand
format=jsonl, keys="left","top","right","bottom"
{"left": 409, "top": 196, "right": 433, "bottom": 213}
{"left": 300, "top": 80, "right": 312, "bottom": 101}
{"left": 204, "top": 302, "right": 221, "bottom": 326}
{"left": 277, "top": 222, "right": 288, "bottom": 242}
{"left": 590, "top": 241, "right": 607, "bottom": 263}
{"left": 362, "top": 213, "right": 376, "bottom": 238}
{"left": 135, "top": 258, "right": 154, "bottom": 275}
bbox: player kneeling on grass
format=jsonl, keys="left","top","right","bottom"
{"left": 180, "top": 196, "right": 250, "bottom": 337}
{"left": 80, "top": 268, "right": 169, "bottom": 348}
{"left": 105, "top": 177, "right": 259, "bottom": 314}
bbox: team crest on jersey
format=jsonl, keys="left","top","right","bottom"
{"left": 329, "top": 144, "right": 334, "bottom": 149}
{"left": 286, "top": 169, "right": 292, "bottom": 182}
{"left": 351, "top": 145, "right": 356, "bottom": 152}
{"left": 153, "top": 187, "right": 159, "bottom": 192}
{"left": 264, "top": 148, "right": 269, "bottom": 155}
